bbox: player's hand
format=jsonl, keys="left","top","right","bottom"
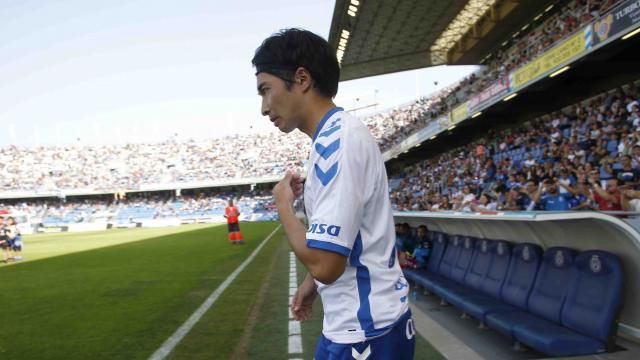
{"left": 291, "top": 172, "right": 304, "bottom": 198}
{"left": 273, "top": 171, "right": 303, "bottom": 208}
{"left": 291, "top": 274, "right": 317, "bottom": 321}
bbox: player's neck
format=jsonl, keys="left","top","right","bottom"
{"left": 299, "top": 98, "right": 337, "bottom": 139}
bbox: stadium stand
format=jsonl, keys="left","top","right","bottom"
{"left": 0, "top": 190, "right": 277, "bottom": 232}
{"left": 0, "top": 1, "right": 628, "bottom": 199}
{"left": 404, "top": 231, "right": 624, "bottom": 357}
{"left": 389, "top": 81, "right": 640, "bottom": 212}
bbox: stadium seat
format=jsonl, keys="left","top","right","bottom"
{"left": 416, "top": 235, "right": 462, "bottom": 292}
{"left": 436, "top": 238, "right": 492, "bottom": 301}
{"left": 428, "top": 232, "right": 448, "bottom": 274}
{"left": 446, "top": 240, "right": 512, "bottom": 317}
{"left": 432, "top": 236, "right": 476, "bottom": 298}
{"left": 512, "top": 250, "right": 623, "bottom": 356}
{"left": 480, "top": 243, "right": 542, "bottom": 335}
{"left": 485, "top": 247, "right": 577, "bottom": 338}
{"left": 450, "top": 242, "right": 540, "bottom": 322}
{"left": 403, "top": 234, "right": 624, "bottom": 357}
{"left": 405, "top": 232, "right": 448, "bottom": 290}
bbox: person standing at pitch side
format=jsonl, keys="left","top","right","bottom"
{"left": 252, "top": 28, "right": 415, "bottom": 359}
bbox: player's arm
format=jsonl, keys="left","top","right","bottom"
{"left": 274, "top": 173, "right": 347, "bottom": 284}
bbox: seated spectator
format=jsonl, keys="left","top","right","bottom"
{"left": 590, "top": 178, "right": 623, "bottom": 211}
{"left": 470, "top": 193, "right": 498, "bottom": 213}
{"left": 411, "top": 225, "right": 431, "bottom": 269}
{"left": 613, "top": 155, "right": 640, "bottom": 187}
{"left": 395, "top": 223, "right": 415, "bottom": 268}
{"left": 536, "top": 178, "right": 573, "bottom": 211}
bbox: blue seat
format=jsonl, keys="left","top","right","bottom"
{"left": 418, "top": 235, "right": 463, "bottom": 291}
{"left": 513, "top": 250, "right": 623, "bottom": 356}
{"left": 433, "top": 236, "right": 476, "bottom": 298}
{"left": 427, "top": 232, "right": 448, "bottom": 274}
{"left": 454, "top": 243, "right": 539, "bottom": 322}
{"left": 403, "top": 268, "right": 423, "bottom": 284}
{"left": 447, "top": 241, "right": 512, "bottom": 318}
{"left": 561, "top": 251, "right": 624, "bottom": 343}
{"left": 481, "top": 243, "right": 542, "bottom": 335}
{"left": 410, "top": 232, "right": 449, "bottom": 291}
{"left": 438, "top": 238, "right": 492, "bottom": 301}
{"left": 486, "top": 247, "right": 577, "bottom": 338}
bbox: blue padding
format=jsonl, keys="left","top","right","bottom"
{"left": 561, "top": 250, "right": 624, "bottom": 343}
{"left": 513, "top": 317, "right": 606, "bottom": 356}
{"left": 402, "top": 268, "right": 422, "bottom": 284}
{"left": 500, "top": 243, "right": 542, "bottom": 309}
{"left": 479, "top": 241, "right": 512, "bottom": 298}
{"left": 455, "top": 294, "right": 519, "bottom": 320}
{"left": 449, "top": 236, "right": 476, "bottom": 283}
{"left": 414, "top": 273, "right": 448, "bottom": 293}
{"left": 437, "top": 235, "right": 464, "bottom": 279}
{"left": 527, "top": 247, "right": 577, "bottom": 322}
{"left": 485, "top": 311, "right": 541, "bottom": 338}
{"left": 464, "top": 239, "right": 494, "bottom": 291}
{"left": 437, "top": 239, "right": 494, "bottom": 303}
{"left": 437, "top": 282, "right": 477, "bottom": 303}
{"left": 447, "top": 241, "right": 512, "bottom": 316}
{"left": 427, "top": 232, "right": 448, "bottom": 275}
{"left": 433, "top": 236, "right": 477, "bottom": 299}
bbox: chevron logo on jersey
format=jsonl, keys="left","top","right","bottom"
{"left": 314, "top": 162, "right": 338, "bottom": 186}
{"left": 315, "top": 139, "right": 340, "bottom": 160}
{"left": 319, "top": 118, "right": 342, "bottom": 137}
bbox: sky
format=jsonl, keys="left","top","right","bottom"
{"left": 0, "top": 0, "right": 479, "bottom": 147}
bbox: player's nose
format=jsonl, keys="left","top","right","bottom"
{"left": 261, "top": 97, "right": 270, "bottom": 117}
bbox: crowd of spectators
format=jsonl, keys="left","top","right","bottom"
{"left": 390, "top": 82, "right": 640, "bottom": 212}
{"left": 0, "top": 133, "right": 310, "bottom": 193}
{"left": 370, "top": 0, "right": 622, "bottom": 153}
{"left": 0, "top": 189, "right": 276, "bottom": 226}
{"left": 0, "top": 0, "right": 628, "bottom": 204}
{"left": 0, "top": 1, "right": 622, "bottom": 194}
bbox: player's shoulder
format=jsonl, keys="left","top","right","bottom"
{"left": 314, "top": 110, "right": 368, "bottom": 156}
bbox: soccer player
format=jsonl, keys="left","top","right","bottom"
{"left": 224, "top": 199, "right": 244, "bottom": 244}
{"left": 253, "top": 29, "right": 414, "bottom": 359}
{"left": 6, "top": 217, "right": 22, "bottom": 261}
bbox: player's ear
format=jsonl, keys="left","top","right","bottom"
{"left": 294, "top": 67, "right": 312, "bottom": 92}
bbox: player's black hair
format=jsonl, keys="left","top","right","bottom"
{"left": 252, "top": 28, "right": 340, "bottom": 98}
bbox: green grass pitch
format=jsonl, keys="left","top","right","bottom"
{"left": 0, "top": 222, "right": 443, "bottom": 359}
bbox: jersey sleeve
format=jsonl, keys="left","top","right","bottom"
{"left": 306, "top": 133, "right": 366, "bottom": 257}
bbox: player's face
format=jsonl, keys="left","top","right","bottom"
{"left": 257, "top": 72, "right": 302, "bottom": 134}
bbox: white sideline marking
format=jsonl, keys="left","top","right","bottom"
{"left": 288, "top": 335, "right": 303, "bottom": 354}
{"left": 288, "top": 251, "right": 304, "bottom": 356}
{"left": 148, "top": 225, "right": 281, "bottom": 360}
{"left": 289, "top": 320, "right": 301, "bottom": 335}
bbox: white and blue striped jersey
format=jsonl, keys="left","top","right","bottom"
{"left": 304, "top": 107, "right": 409, "bottom": 344}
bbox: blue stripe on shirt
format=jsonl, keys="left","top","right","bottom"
{"left": 307, "top": 239, "right": 351, "bottom": 257}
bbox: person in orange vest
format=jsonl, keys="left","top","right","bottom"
{"left": 224, "top": 199, "right": 244, "bottom": 244}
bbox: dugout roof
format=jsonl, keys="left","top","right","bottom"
{"left": 328, "top": 0, "right": 557, "bottom": 81}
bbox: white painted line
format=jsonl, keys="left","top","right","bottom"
{"left": 148, "top": 225, "right": 281, "bottom": 360}
{"left": 288, "top": 251, "right": 304, "bottom": 355}
{"left": 289, "top": 320, "right": 301, "bottom": 335}
{"left": 288, "top": 335, "right": 303, "bottom": 354}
